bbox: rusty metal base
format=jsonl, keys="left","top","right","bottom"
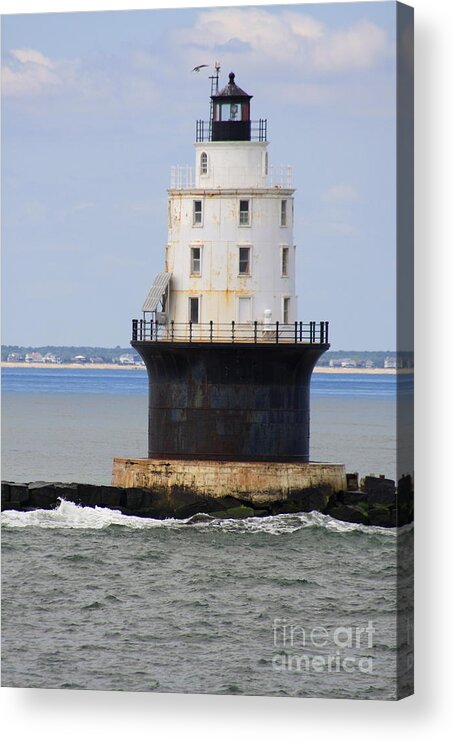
{"left": 132, "top": 341, "right": 329, "bottom": 462}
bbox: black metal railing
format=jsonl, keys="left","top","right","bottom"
{"left": 132, "top": 320, "right": 329, "bottom": 345}
{"left": 196, "top": 119, "right": 267, "bottom": 143}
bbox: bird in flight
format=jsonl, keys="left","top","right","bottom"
{"left": 192, "top": 64, "right": 209, "bottom": 73}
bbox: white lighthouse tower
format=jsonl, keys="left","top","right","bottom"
{"left": 165, "top": 71, "right": 295, "bottom": 332}
{"left": 113, "top": 69, "right": 345, "bottom": 505}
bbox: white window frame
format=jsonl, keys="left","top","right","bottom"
{"left": 239, "top": 199, "right": 250, "bottom": 226}
{"left": 190, "top": 245, "right": 202, "bottom": 276}
{"left": 238, "top": 245, "right": 251, "bottom": 276}
{"left": 193, "top": 199, "right": 203, "bottom": 226}
{"left": 200, "top": 152, "right": 208, "bottom": 175}
{"left": 280, "top": 199, "right": 287, "bottom": 227}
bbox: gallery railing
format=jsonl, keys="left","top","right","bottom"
{"left": 195, "top": 119, "right": 267, "bottom": 143}
{"left": 132, "top": 320, "right": 329, "bottom": 345}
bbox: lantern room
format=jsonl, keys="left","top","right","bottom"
{"left": 211, "top": 72, "right": 253, "bottom": 141}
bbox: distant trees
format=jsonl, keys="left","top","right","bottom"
{"left": 1, "top": 345, "right": 142, "bottom": 364}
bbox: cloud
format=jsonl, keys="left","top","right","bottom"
{"left": 171, "top": 8, "right": 388, "bottom": 76}
{"left": 1, "top": 8, "right": 390, "bottom": 111}
{"left": 216, "top": 38, "right": 252, "bottom": 54}
{"left": 11, "top": 48, "right": 55, "bottom": 68}
{"left": 310, "top": 20, "right": 388, "bottom": 73}
{"left": 2, "top": 45, "right": 159, "bottom": 111}
{"left": 2, "top": 48, "right": 62, "bottom": 97}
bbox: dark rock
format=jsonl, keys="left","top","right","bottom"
{"left": 361, "top": 475, "right": 395, "bottom": 495}
{"left": 337, "top": 491, "right": 368, "bottom": 507}
{"left": 221, "top": 505, "right": 256, "bottom": 519}
{"left": 10, "top": 482, "right": 30, "bottom": 498}
{"left": 398, "top": 474, "right": 413, "bottom": 499}
{"left": 369, "top": 507, "right": 395, "bottom": 527}
{"left": 1, "top": 481, "right": 24, "bottom": 510}
{"left": 1, "top": 481, "right": 12, "bottom": 499}
{"left": 326, "top": 503, "right": 369, "bottom": 526}
{"left": 174, "top": 496, "right": 220, "bottom": 518}
{"left": 3, "top": 481, "right": 30, "bottom": 510}
{"left": 76, "top": 484, "right": 124, "bottom": 509}
{"left": 397, "top": 498, "right": 413, "bottom": 526}
{"left": 288, "top": 487, "right": 331, "bottom": 512}
{"left": 397, "top": 475, "right": 414, "bottom": 523}
{"left": 98, "top": 487, "right": 123, "bottom": 509}
{"left": 208, "top": 495, "right": 248, "bottom": 511}
{"left": 1, "top": 477, "right": 402, "bottom": 527}
{"left": 27, "top": 482, "right": 58, "bottom": 508}
{"left": 367, "top": 488, "right": 397, "bottom": 507}
{"left": 76, "top": 483, "right": 103, "bottom": 507}
{"left": 125, "top": 489, "right": 144, "bottom": 511}
{"left": 346, "top": 472, "right": 359, "bottom": 491}
{"left": 121, "top": 488, "right": 174, "bottom": 518}
{"left": 54, "top": 483, "right": 79, "bottom": 505}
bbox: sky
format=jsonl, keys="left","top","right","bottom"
{"left": 1, "top": 1, "right": 402, "bottom": 350}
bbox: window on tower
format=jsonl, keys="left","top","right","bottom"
{"left": 200, "top": 152, "right": 208, "bottom": 175}
{"left": 281, "top": 246, "right": 289, "bottom": 277}
{"left": 220, "top": 102, "right": 242, "bottom": 121}
{"left": 190, "top": 246, "right": 201, "bottom": 275}
{"left": 239, "top": 200, "right": 250, "bottom": 226}
{"left": 239, "top": 246, "right": 251, "bottom": 275}
{"left": 283, "top": 297, "right": 290, "bottom": 324}
{"left": 193, "top": 200, "right": 203, "bottom": 225}
{"left": 280, "top": 200, "right": 287, "bottom": 227}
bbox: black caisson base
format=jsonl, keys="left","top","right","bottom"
{"left": 131, "top": 342, "right": 329, "bottom": 462}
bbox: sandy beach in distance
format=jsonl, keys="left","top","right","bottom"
{"left": 1, "top": 362, "right": 412, "bottom": 374}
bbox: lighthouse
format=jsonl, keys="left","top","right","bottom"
{"left": 113, "top": 70, "right": 346, "bottom": 504}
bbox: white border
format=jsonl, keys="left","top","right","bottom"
{"left": 1, "top": 0, "right": 455, "bottom": 739}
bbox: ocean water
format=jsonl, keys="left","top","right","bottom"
{"left": 1, "top": 368, "right": 414, "bottom": 698}
{"left": 1, "top": 367, "right": 406, "bottom": 483}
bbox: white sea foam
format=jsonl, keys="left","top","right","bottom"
{"left": 1, "top": 498, "right": 400, "bottom": 537}
{"left": 0, "top": 499, "right": 167, "bottom": 530}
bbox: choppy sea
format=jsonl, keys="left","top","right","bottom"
{"left": 1, "top": 368, "right": 413, "bottom": 698}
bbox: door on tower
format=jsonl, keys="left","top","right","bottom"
{"left": 189, "top": 297, "right": 200, "bottom": 324}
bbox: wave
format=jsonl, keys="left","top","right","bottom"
{"left": 1, "top": 498, "right": 401, "bottom": 537}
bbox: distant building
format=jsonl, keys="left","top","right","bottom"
{"left": 43, "top": 352, "right": 61, "bottom": 364}
{"left": 118, "top": 353, "right": 135, "bottom": 365}
{"left": 384, "top": 356, "right": 397, "bottom": 369}
{"left": 25, "top": 352, "right": 43, "bottom": 363}
{"left": 7, "top": 352, "right": 24, "bottom": 362}
{"left": 340, "top": 358, "right": 357, "bottom": 368}
{"left": 72, "top": 355, "right": 87, "bottom": 364}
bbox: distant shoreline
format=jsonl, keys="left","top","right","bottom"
{"left": 1, "top": 361, "right": 412, "bottom": 375}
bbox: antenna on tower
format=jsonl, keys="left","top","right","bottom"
{"left": 209, "top": 61, "right": 221, "bottom": 96}
{"left": 209, "top": 62, "right": 221, "bottom": 130}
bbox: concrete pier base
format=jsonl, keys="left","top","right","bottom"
{"left": 112, "top": 457, "right": 346, "bottom": 505}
